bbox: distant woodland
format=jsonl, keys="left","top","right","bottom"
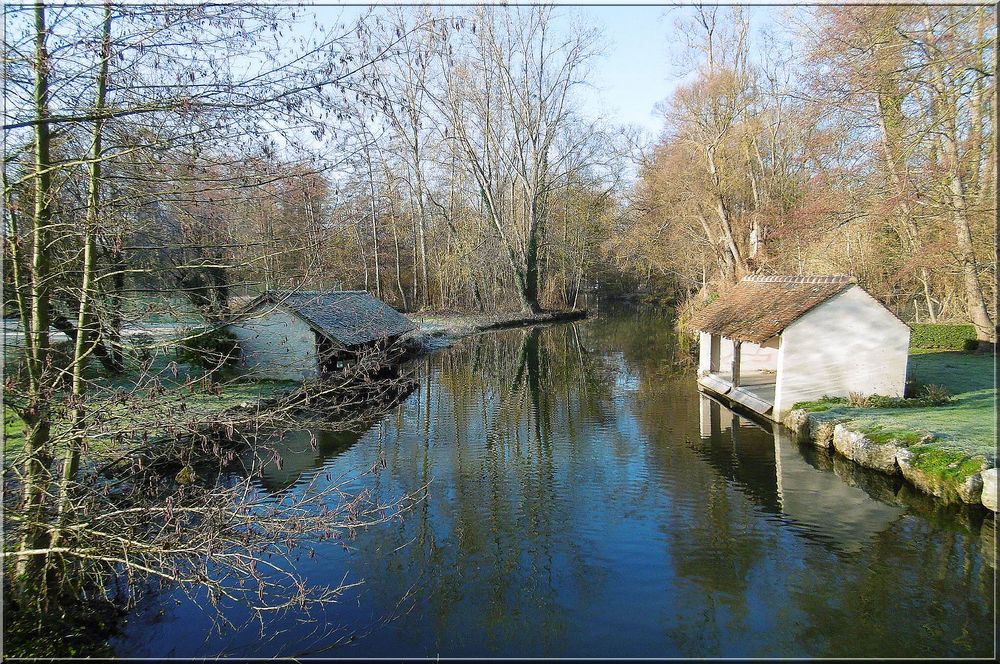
{"left": 4, "top": 5, "right": 995, "bottom": 335}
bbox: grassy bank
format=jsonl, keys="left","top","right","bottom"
{"left": 793, "top": 350, "right": 995, "bottom": 489}
{"left": 3, "top": 350, "right": 298, "bottom": 458}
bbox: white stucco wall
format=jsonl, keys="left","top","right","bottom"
{"left": 227, "top": 307, "right": 319, "bottom": 381}
{"left": 731, "top": 337, "right": 778, "bottom": 373}
{"left": 698, "top": 332, "right": 778, "bottom": 376}
{"left": 698, "top": 331, "right": 713, "bottom": 375}
{"left": 773, "top": 286, "right": 910, "bottom": 418}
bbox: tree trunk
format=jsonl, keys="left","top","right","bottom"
{"left": 49, "top": 1, "right": 112, "bottom": 577}
{"left": 409, "top": 204, "right": 418, "bottom": 306}
{"left": 390, "top": 207, "right": 407, "bottom": 310}
{"left": 17, "top": 0, "right": 55, "bottom": 589}
{"left": 368, "top": 177, "right": 381, "bottom": 299}
{"left": 870, "top": 21, "right": 940, "bottom": 326}
{"left": 414, "top": 183, "right": 430, "bottom": 309}
{"left": 922, "top": 10, "right": 996, "bottom": 342}
{"left": 521, "top": 202, "right": 543, "bottom": 314}
{"left": 356, "top": 223, "right": 369, "bottom": 291}
{"left": 943, "top": 153, "right": 995, "bottom": 341}
{"left": 705, "top": 145, "right": 745, "bottom": 277}
{"left": 361, "top": 127, "right": 382, "bottom": 299}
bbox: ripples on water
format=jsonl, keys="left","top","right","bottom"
{"left": 114, "top": 307, "right": 995, "bottom": 658}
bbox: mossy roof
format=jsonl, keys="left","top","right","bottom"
{"left": 690, "top": 275, "right": 858, "bottom": 344}
{"left": 247, "top": 290, "right": 415, "bottom": 347}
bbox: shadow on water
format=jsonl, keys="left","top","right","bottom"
{"left": 112, "top": 306, "right": 995, "bottom": 659}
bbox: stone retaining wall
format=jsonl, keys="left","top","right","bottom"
{"left": 783, "top": 409, "right": 997, "bottom": 512}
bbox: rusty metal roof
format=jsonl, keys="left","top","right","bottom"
{"left": 689, "top": 275, "right": 856, "bottom": 344}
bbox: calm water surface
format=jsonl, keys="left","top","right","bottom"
{"left": 115, "top": 307, "right": 995, "bottom": 658}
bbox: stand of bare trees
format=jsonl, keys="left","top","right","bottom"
{"left": 613, "top": 5, "right": 995, "bottom": 340}
{"left": 2, "top": 2, "right": 429, "bottom": 653}
{"left": 331, "top": 6, "right": 622, "bottom": 314}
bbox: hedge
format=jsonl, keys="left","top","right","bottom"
{"left": 909, "top": 323, "right": 978, "bottom": 351}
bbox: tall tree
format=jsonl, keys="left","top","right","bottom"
{"left": 434, "top": 6, "right": 598, "bottom": 313}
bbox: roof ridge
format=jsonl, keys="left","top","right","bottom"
{"left": 267, "top": 289, "right": 367, "bottom": 295}
{"left": 741, "top": 274, "right": 855, "bottom": 285}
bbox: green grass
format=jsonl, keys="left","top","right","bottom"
{"left": 905, "top": 351, "right": 994, "bottom": 394}
{"left": 906, "top": 444, "right": 989, "bottom": 483}
{"left": 4, "top": 405, "right": 26, "bottom": 453}
{"left": 792, "top": 396, "right": 848, "bottom": 412}
{"left": 805, "top": 351, "right": 996, "bottom": 472}
{"left": 856, "top": 423, "right": 929, "bottom": 447}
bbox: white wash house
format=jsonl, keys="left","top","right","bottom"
{"left": 227, "top": 290, "right": 416, "bottom": 381}
{"left": 690, "top": 274, "right": 911, "bottom": 421}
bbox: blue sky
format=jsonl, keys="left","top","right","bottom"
{"left": 573, "top": 5, "right": 677, "bottom": 139}
{"left": 574, "top": 4, "right": 778, "bottom": 139}
{"left": 302, "top": 3, "right": 781, "bottom": 141}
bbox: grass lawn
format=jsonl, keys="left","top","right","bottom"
{"left": 4, "top": 404, "right": 26, "bottom": 452}
{"left": 795, "top": 350, "right": 996, "bottom": 473}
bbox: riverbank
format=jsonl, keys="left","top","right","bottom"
{"left": 2, "top": 309, "right": 587, "bottom": 458}
{"left": 405, "top": 308, "right": 589, "bottom": 351}
{"left": 783, "top": 350, "right": 996, "bottom": 511}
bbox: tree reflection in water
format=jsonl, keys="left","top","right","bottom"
{"left": 114, "top": 309, "right": 995, "bottom": 659}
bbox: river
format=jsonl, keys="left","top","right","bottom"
{"left": 113, "top": 305, "right": 995, "bottom": 658}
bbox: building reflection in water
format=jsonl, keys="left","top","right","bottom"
{"left": 698, "top": 394, "right": 905, "bottom": 553}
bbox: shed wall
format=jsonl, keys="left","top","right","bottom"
{"left": 773, "top": 286, "right": 909, "bottom": 417}
{"left": 698, "top": 332, "right": 778, "bottom": 375}
{"left": 698, "top": 332, "right": 712, "bottom": 375}
{"left": 227, "top": 307, "right": 319, "bottom": 381}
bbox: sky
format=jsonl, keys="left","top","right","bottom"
{"left": 574, "top": 6, "right": 678, "bottom": 139}
{"left": 300, "top": 2, "right": 781, "bottom": 142}
{"left": 580, "top": 5, "right": 776, "bottom": 139}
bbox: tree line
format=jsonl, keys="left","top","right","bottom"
{"left": 610, "top": 5, "right": 995, "bottom": 342}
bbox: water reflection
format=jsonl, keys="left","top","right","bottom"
{"left": 257, "top": 427, "right": 366, "bottom": 493}
{"left": 697, "top": 395, "right": 905, "bottom": 553}
{"left": 114, "top": 308, "right": 995, "bottom": 659}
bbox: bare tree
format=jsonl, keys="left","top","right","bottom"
{"left": 2, "top": 1, "right": 424, "bottom": 650}
{"left": 433, "top": 6, "right": 599, "bottom": 313}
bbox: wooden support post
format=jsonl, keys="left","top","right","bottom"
{"left": 731, "top": 340, "right": 742, "bottom": 387}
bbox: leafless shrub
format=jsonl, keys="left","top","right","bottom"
{"left": 847, "top": 392, "right": 871, "bottom": 408}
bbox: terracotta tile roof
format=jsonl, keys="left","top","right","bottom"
{"left": 689, "top": 275, "right": 855, "bottom": 344}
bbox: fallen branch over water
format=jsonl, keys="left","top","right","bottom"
{"left": 405, "top": 308, "right": 589, "bottom": 352}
